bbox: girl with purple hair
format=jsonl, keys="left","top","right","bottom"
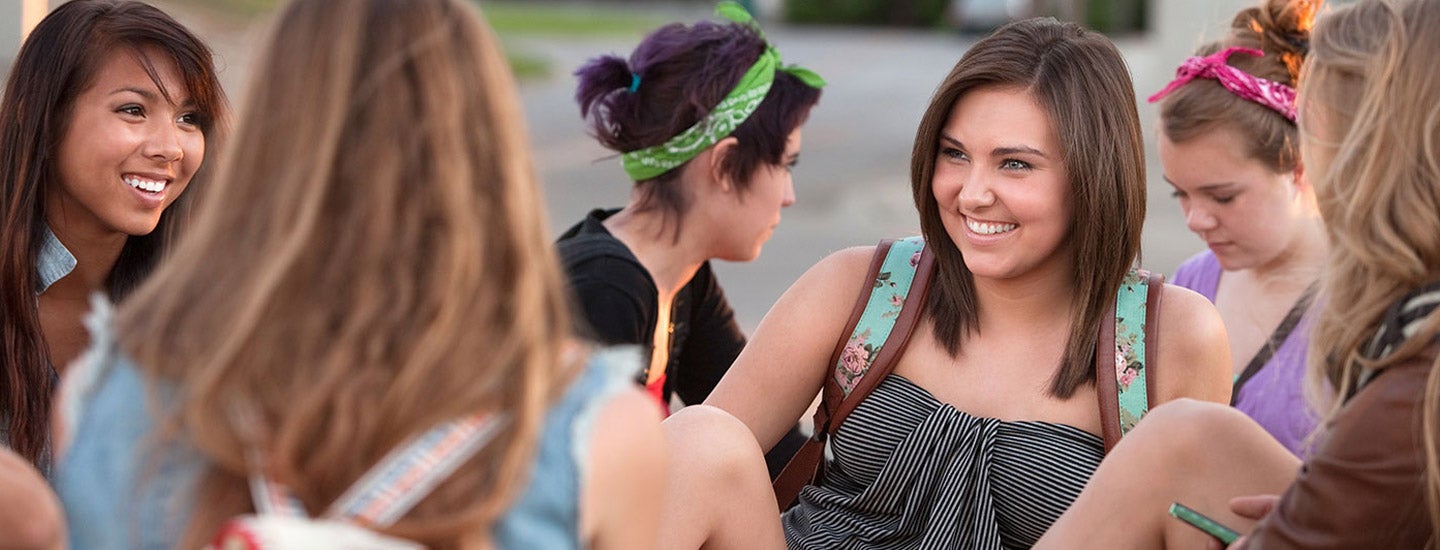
{"left": 558, "top": 2, "right": 823, "bottom": 475}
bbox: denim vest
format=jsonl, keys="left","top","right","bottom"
{"left": 55, "top": 304, "right": 635, "bottom": 549}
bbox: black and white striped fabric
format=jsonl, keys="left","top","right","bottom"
{"left": 781, "top": 374, "right": 1103, "bottom": 549}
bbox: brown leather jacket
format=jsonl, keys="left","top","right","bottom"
{"left": 1246, "top": 351, "right": 1435, "bottom": 549}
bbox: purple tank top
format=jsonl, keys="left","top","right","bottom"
{"left": 1172, "top": 251, "right": 1319, "bottom": 457}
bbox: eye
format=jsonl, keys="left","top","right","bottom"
{"left": 116, "top": 104, "right": 144, "bottom": 117}
{"left": 940, "top": 147, "right": 968, "bottom": 162}
{"left": 1000, "top": 159, "right": 1031, "bottom": 171}
{"left": 1170, "top": 189, "right": 1185, "bottom": 199}
{"left": 177, "top": 112, "right": 203, "bottom": 128}
{"left": 1212, "top": 195, "right": 1236, "bottom": 205}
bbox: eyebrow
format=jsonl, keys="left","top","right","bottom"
{"left": 1163, "top": 177, "right": 1238, "bottom": 193}
{"left": 940, "top": 133, "right": 1048, "bottom": 159}
{"left": 109, "top": 86, "right": 196, "bottom": 108}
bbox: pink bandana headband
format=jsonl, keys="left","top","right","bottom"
{"left": 1148, "top": 46, "right": 1297, "bottom": 122}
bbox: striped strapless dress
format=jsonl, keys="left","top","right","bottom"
{"left": 782, "top": 374, "right": 1104, "bottom": 549}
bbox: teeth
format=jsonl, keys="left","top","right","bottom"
{"left": 124, "top": 176, "right": 166, "bottom": 193}
{"left": 966, "top": 219, "right": 1017, "bottom": 235}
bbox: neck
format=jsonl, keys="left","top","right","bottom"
{"left": 972, "top": 258, "right": 1077, "bottom": 335}
{"left": 604, "top": 206, "right": 705, "bottom": 299}
{"left": 45, "top": 219, "right": 127, "bottom": 293}
{"left": 1248, "top": 210, "right": 1327, "bottom": 287}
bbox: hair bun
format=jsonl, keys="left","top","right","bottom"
{"left": 1234, "top": 0, "right": 1320, "bottom": 84}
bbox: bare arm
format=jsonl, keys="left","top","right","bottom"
{"left": 705, "top": 246, "right": 876, "bottom": 451}
{"left": 0, "top": 449, "right": 64, "bottom": 550}
{"left": 1153, "top": 283, "right": 1234, "bottom": 405}
{"left": 582, "top": 388, "right": 667, "bottom": 550}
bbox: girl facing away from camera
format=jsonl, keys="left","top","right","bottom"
{"left": 52, "top": 0, "right": 664, "bottom": 548}
{"left": 1036, "top": 0, "right": 1440, "bottom": 547}
{"left": 1153, "top": 0, "right": 1325, "bottom": 457}
{"left": 657, "top": 17, "right": 1232, "bottom": 549}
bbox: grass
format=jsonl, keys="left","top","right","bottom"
{"left": 161, "top": 0, "right": 669, "bottom": 81}
{"left": 483, "top": 2, "right": 668, "bottom": 38}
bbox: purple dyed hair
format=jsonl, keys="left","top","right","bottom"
{"left": 574, "top": 20, "right": 821, "bottom": 226}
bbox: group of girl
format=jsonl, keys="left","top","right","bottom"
{"left": 1, "top": 0, "right": 1437, "bottom": 548}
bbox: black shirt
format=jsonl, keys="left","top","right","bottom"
{"left": 556, "top": 209, "right": 746, "bottom": 405}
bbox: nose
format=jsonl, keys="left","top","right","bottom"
{"left": 957, "top": 171, "right": 995, "bottom": 211}
{"left": 143, "top": 120, "right": 185, "bottom": 163}
{"left": 781, "top": 176, "right": 796, "bottom": 208}
{"left": 1184, "top": 202, "right": 1218, "bottom": 233}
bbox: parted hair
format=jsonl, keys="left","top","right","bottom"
{"left": 114, "top": 0, "right": 574, "bottom": 547}
{"left": 0, "top": 0, "right": 227, "bottom": 468}
{"left": 910, "top": 17, "right": 1146, "bottom": 398}
{"left": 1158, "top": 0, "right": 1319, "bottom": 174}
{"left": 1301, "top": 0, "right": 1440, "bottom": 540}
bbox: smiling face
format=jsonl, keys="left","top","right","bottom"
{"left": 932, "top": 86, "right": 1072, "bottom": 282}
{"left": 1159, "top": 125, "right": 1305, "bottom": 271}
{"left": 711, "top": 127, "right": 801, "bottom": 262}
{"left": 47, "top": 47, "right": 205, "bottom": 241}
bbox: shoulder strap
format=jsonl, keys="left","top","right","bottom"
{"left": 1231, "top": 282, "right": 1316, "bottom": 404}
{"left": 1096, "top": 269, "right": 1164, "bottom": 453}
{"left": 254, "top": 413, "right": 507, "bottom": 527}
{"left": 819, "top": 236, "right": 933, "bottom": 433}
{"left": 773, "top": 237, "right": 933, "bottom": 509}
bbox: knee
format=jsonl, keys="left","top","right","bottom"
{"left": 1128, "top": 398, "right": 1254, "bottom": 463}
{"left": 663, "top": 405, "right": 766, "bottom": 479}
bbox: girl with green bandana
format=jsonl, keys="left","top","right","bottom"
{"left": 559, "top": 2, "right": 823, "bottom": 475}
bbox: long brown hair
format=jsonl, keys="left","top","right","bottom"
{"left": 114, "top": 0, "right": 574, "bottom": 546}
{"left": 1158, "top": 0, "right": 1319, "bottom": 173}
{"left": 910, "top": 18, "right": 1146, "bottom": 397}
{"left": 0, "top": 0, "right": 226, "bottom": 467}
{"left": 1302, "top": 0, "right": 1440, "bottom": 539}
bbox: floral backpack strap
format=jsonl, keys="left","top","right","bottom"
{"left": 1096, "top": 269, "right": 1164, "bottom": 453}
{"left": 773, "top": 236, "right": 934, "bottom": 510}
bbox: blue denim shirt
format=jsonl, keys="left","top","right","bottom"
{"left": 36, "top": 226, "right": 78, "bottom": 295}
{"left": 55, "top": 303, "right": 635, "bottom": 549}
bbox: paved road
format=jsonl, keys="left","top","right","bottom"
{"left": 138, "top": 2, "right": 1226, "bottom": 332}
{"left": 513, "top": 21, "right": 1200, "bottom": 331}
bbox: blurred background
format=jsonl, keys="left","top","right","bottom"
{"left": 4, "top": 0, "right": 1269, "bottom": 331}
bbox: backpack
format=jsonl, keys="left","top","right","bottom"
{"left": 210, "top": 413, "right": 506, "bottom": 549}
{"left": 773, "top": 236, "right": 1163, "bottom": 509}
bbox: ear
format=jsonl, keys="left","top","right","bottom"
{"left": 706, "top": 137, "right": 741, "bottom": 193}
{"left": 1292, "top": 160, "right": 1309, "bottom": 192}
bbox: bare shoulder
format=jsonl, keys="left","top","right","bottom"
{"left": 1154, "top": 283, "right": 1233, "bottom": 404}
{"left": 581, "top": 389, "right": 665, "bottom": 549}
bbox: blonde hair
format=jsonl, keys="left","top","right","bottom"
{"left": 114, "top": 0, "right": 573, "bottom": 546}
{"left": 1303, "top": 0, "right": 1440, "bottom": 538}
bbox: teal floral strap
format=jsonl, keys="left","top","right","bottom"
{"left": 834, "top": 237, "right": 926, "bottom": 396}
{"left": 1112, "top": 269, "right": 1153, "bottom": 434}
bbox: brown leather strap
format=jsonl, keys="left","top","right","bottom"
{"left": 1095, "top": 298, "right": 1122, "bottom": 453}
{"left": 772, "top": 241, "right": 936, "bottom": 510}
{"left": 1143, "top": 272, "right": 1165, "bottom": 408}
{"left": 828, "top": 246, "right": 935, "bottom": 432}
{"left": 773, "top": 240, "right": 895, "bottom": 510}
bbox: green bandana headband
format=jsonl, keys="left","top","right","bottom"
{"left": 621, "top": 1, "right": 826, "bottom": 182}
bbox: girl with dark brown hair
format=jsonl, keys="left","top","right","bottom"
{"left": 656, "top": 17, "right": 1232, "bottom": 549}
{"left": 0, "top": 0, "right": 228, "bottom": 470}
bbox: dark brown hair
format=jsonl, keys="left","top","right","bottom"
{"left": 911, "top": 17, "right": 1146, "bottom": 397}
{"left": 0, "top": 0, "right": 227, "bottom": 467}
{"left": 1159, "top": 0, "right": 1319, "bottom": 173}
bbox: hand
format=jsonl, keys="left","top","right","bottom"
{"left": 1206, "top": 495, "right": 1279, "bottom": 550}
{"left": 1229, "top": 494, "right": 1280, "bottom": 520}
